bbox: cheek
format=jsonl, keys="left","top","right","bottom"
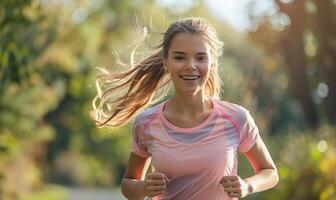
{"left": 167, "top": 62, "right": 183, "bottom": 76}
{"left": 201, "top": 64, "right": 212, "bottom": 76}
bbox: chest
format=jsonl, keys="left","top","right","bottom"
{"left": 163, "top": 110, "right": 212, "bottom": 128}
{"left": 144, "top": 114, "right": 240, "bottom": 179}
{"left": 155, "top": 145, "right": 236, "bottom": 175}
{"left": 149, "top": 128, "right": 239, "bottom": 179}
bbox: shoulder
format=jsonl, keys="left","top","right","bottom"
{"left": 212, "top": 98, "right": 252, "bottom": 127}
{"left": 133, "top": 101, "right": 164, "bottom": 127}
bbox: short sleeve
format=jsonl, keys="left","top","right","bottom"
{"left": 238, "top": 111, "right": 259, "bottom": 153}
{"left": 131, "top": 120, "right": 151, "bottom": 158}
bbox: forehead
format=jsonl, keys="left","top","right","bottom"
{"left": 168, "top": 33, "right": 211, "bottom": 54}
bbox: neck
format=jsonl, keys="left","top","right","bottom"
{"left": 169, "top": 91, "right": 212, "bottom": 116}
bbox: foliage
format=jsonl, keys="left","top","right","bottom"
{"left": 1, "top": 0, "right": 336, "bottom": 199}
{"left": 0, "top": 0, "right": 60, "bottom": 199}
{"left": 269, "top": 125, "right": 336, "bottom": 200}
{"left": 248, "top": 0, "right": 336, "bottom": 126}
{"left": 0, "top": 0, "right": 56, "bottom": 90}
{"left": 241, "top": 125, "right": 336, "bottom": 200}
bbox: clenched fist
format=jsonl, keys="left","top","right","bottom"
{"left": 220, "top": 175, "right": 252, "bottom": 198}
{"left": 144, "top": 172, "right": 167, "bottom": 198}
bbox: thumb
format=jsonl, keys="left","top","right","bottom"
{"left": 220, "top": 175, "right": 237, "bottom": 184}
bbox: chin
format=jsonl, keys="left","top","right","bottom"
{"left": 178, "top": 88, "right": 202, "bottom": 96}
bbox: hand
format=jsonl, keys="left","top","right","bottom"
{"left": 144, "top": 172, "right": 167, "bottom": 198}
{"left": 219, "top": 175, "right": 251, "bottom": 198}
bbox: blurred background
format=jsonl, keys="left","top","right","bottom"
{"left": 1, "top": 0, "right": 336, "bottom": 199}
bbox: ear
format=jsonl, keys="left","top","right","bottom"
{"left": 163, "top": 59, "right": 169, "bottom": 73}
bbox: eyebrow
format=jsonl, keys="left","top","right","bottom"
{"left": 172, "top": 51, "right": 208, "bottom": 55}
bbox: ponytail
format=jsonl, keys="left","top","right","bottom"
{"left": 92, "top": 17, "right": 223, "bottom": 128}
{"left": 91, "top": 50, "right": 170, "bottom": 127}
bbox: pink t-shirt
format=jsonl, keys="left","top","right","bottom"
{"left": 132, "top": 98, "right": 259, "bottom": 200}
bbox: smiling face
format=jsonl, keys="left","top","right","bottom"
{"left": 164, "top": 33, "right": 213, "bottom": 96}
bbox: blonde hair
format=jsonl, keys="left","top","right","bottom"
{"left": 91, "top": 17, "right": 223, "bottom": 127}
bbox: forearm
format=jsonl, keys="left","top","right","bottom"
{"left": 243, "top": 168, "right": 279, "bottom": 195}
{"left": 121, "top": 178, "right": 146, "bottom": 200}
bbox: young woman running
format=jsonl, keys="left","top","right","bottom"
{"left": 92, "top": 17, "right": 279, "bottom": 200}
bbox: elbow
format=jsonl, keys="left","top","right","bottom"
{"left": 258, "top": 167, "right": 279, "bottom": 189}
{"left": 273, "top": 168, "right": 280, "bottom": 188}
{"left": 121, "top": 178, "right": 129, "bottom": 198}
{"left": 121, "top": 178, "right": 126, "bottom": 197}
{"left": 266, "top": 163, "right": 279, "bottom": 188}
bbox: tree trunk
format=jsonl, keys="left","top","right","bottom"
{"left": 314, "top": 0, "right": 336, "bottom": 125}
{"left": 279, "top": 0, "right": 319, "bottom": 127}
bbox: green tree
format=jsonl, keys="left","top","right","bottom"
{"left": 0, "top": 0, "right": 60, "bottom": 199}
{"left": 248, "top": 0, "right": 336, "bottom": 127}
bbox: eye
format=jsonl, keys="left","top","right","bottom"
{"left": 174, "top": 56, "right": 184, "bottom": 61}
{"left": 197, "top": 55, "right": 208, "bottom": 61}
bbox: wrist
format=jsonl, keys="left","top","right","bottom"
{"left": 244, "top": 178, "right": 254, "bottom": 195}
{"left": 138, "top": 181, "right": 147, "bottom": 198}
{"left": 121, "top": 179, "right": 147, "bottom": 200}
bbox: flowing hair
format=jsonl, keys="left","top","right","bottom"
{"left": 91, "top": 17, "right": 223, "bottom": 127}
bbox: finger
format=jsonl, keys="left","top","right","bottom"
{"left": 147, "top": 179, "right": 166, "bottom": 186}
{"left": 148, "top": 173, "right": 166, "bottom": 180}
{"left": 164, "top": 176, "right": 170, "bottom": 182}
{"left": 227, "top": 191, "right": 241, "bottom": 198}
{"left": 220, "top": 175, "right": 238, "bottom": 183}
{"left": 221, "top": 180, "right": 240, "bottom": 188}
{"left": 148, "top": 190, "right": 165, "bottom": 197}
{"left": 223, "top": 186, "right": 241, "bottom": 193}
{"left": 148, "top": 185, "right": 166, "bottom": 192}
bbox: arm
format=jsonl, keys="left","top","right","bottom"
{"left": 220, "top": 135, "right": 279, "bottom": 198}
{"left": 243, "top": 135, "right": 279, "bottom": 194}
{"left": 121, "top": 152, "right": 151, "bottom": 200}
{"left": 121, "top": 152, "right": 167, "bottom": 200}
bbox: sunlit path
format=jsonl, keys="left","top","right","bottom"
{"left": 69, "top": 188, "right": 126, "bottom": 200}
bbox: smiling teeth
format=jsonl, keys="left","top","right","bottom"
{"left": 181, "top": 76, "right": 200, "bottom": 80}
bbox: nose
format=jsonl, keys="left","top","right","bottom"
{"left": 185, "top": 58, "right": 197, "bottom": 70}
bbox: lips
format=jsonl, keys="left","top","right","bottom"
{"left": 179, "top": 75, "right": 201, "bottom": 80}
